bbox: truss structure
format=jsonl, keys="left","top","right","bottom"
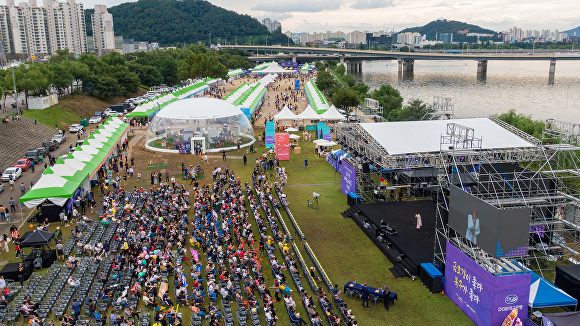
{"left": 334, "top": 119, "right": 580, "bottom": 277}
{"left": 424, "top": 96, "right": 456, "bottom": 120}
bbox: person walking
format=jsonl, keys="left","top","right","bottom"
{"left": 361, "top": 283, "right": 370, "bottom": 309}
{"left": 304, "top": 158, "right": 308, "bottom": 168}
{"left": 222, "top": 150, "right": 226, "bottom": 160}
{"left": 20, "top": 183, "right": 25, "bottom": 196}
{"left": 30, "top": 160, "right": 34, "bottom": 172}
{"left": 383, "top": 286, "right": 390, "bottom": 311}
{"left": 9, "top": 197, "right": 15, "bottom": 212}
{"left": 243, "top": 154, "right": 247, "bottom": 166}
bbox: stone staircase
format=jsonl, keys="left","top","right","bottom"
{"left": 0, "top": 116, "right": 57, "bottom": 172}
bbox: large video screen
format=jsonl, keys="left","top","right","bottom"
{"left": 449, "top": 185, "right": 530, "bottom": 257}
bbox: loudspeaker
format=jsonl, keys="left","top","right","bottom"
{"left": 362, "top": 163, "right": 370, "bottom": 173}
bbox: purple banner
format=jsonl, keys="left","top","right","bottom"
{"left": 327, "top": 154, "right": 339, "bottom": 171}
{"left": 445, "top": 241, "right": 531, "bottom": 326}
{"left": 323, "top": 133, "right": 332, "bottom": 141}
{"left": 340, "top": 161, "right": 356, "bottom": 196}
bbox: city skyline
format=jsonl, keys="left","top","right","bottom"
{"left": 76, "top": 0, "right": 580, "bottom": 33}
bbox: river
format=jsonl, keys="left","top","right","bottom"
{"left": 352, "top": 60, "right": 580, "bottom": 122}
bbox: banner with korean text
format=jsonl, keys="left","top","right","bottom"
{"left": 275, "top": 133, "right": 290, "bottom": 161}
{"left": 445, "top": 241, "right": 531, "bottom": 326}
{"left": 340, "top": 161, "right": 356, "bottom": 196}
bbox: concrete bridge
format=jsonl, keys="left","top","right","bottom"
{"left": 219, "top": 45, "right": 580, "bottom": 84}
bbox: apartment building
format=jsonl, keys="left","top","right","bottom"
{"left": 0, "top": 0, "right": 87, "bottom": 58}
{"left": 91, "top": 4, "right": 114, "bottom": 55}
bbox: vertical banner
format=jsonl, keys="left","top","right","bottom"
{"left": 444, "top": 241, "right": 531, "bottom": 326}
{"left": 265, "top": 121, "right": 275, "bottom": 149}
{"left": 322, "top": 126, "right": 332, "bottom": 141}
{"left": 340, "top": 161, "right": 356, "bottom": 196}
{"left": 240, "top": 108, "right": 251, "bottom": 121}
{"left": 317, "top": 122, "right": 326, "bottom": 139}
{"left": 294, "top": 79, "right": 300, "bottom": 90}
{"left": 275, "top": 133, "right": 290, "bottom": 161}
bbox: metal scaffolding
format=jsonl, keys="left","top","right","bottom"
{"left": 334, "top": 119, "right": 580, "bottom": 278}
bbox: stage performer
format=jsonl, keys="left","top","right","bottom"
{"left": 466, "top": 208, "right": 480, "bottom": 244}
{"left": 415, "top": 212, "right": 422, "bottom": 229}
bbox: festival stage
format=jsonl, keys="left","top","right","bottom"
{"left": 343, "top": 200, "right": 438, "bottom": 278}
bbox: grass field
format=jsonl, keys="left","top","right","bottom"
{"left": 0, "top": 127, "right": 474, "bottom": 326}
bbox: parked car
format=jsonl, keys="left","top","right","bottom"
{"left": 2, "top": 167, "right": 22, "bottom": 182}
{"left": 89, "top": 116, "right": 101, "bottom": 124}
{"left": 52, "top": 134, "right": 66, "bottom": 144}
{"left": 43, "top": 140, "right": 59, "bottom": 151}
{"left": 25, "top": 149, "right": 41, "bottom": 163}
{"left": 69, "top": 124, "right": 83, "bottom": 133}
{"left": 15, "top": 158, "right": 31, "bottom": 171}
{"left": 94, "top": 111, "right": 104, "bottom": 118}
{"left": 36, "top": 147, "right": 49, "bottom": 157}
{"left": 0, "top": 183, "right": 4, "bottom": 192}
{"left": 104, "top": 108, "right": 123, "bottom": 117}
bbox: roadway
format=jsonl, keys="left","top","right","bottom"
{"left": 220, "top": 45, "right": 580, "bottom": 62}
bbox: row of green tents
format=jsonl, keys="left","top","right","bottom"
{"left": 20, "top": 117, "right": 129, "bottom": 208}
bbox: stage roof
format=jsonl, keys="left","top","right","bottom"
{"left": 359, "top": 118, "right": 536, "bottom": 155}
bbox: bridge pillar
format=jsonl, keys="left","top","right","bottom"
{"left": 292, "top": 54, "right": 297, "bottom": 63}
{"left": 398, "top": 59, "right": 414, "bottom": 80}
{"left": 358, "top": 61, "right": 362, "bottom": 73}
{"left": 477, "top": 60, "right": 487, "bottom": 82}
{"left": 548, "top": 59, "right": 556, "bottom": 85}
{"left": 339, "top": 55, "right": 345, "bottom": 65}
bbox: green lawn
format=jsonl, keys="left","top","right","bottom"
{"left": 22, "top": 105, "right": 82, "bottom": 129}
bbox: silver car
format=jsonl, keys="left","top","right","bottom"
{"left": 52, "top": 134, "right": 66, "bottom": 144}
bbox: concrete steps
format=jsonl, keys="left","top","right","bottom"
{"left": 0, "top": 116, "right": 56, "bottom": 171}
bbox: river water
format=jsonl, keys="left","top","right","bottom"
{"left": 353, "top": 60, "right": 580, "bottom": 122}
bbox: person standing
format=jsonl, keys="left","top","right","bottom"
{"left": 243, "top": 154, "right": 247, "bottom": 166}
{"left": 20, "top": 183, "right": 25, "bottom": 196}
{"left": 304, "top": 159, "right": 308, "bottom": 168}
{"left": 72, "top": 299, "right": 81, "bottom": 320}
{"left": 361, "top": 283, "right": 370, "bottom": 309}
{"left": 0, "top": 205, "right": 5, "bottom": 221}
{"left": 415, "top": 212, "right": 422, "bottom": 229}
{"left": 383, "top": 286, "right": 390, "bottom": 311}
{"left": 9, "top": 176, "right": 14, "bottom": 191}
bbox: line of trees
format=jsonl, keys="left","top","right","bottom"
{"left": 0, "top": 47, "right": 252, "bottom": 103}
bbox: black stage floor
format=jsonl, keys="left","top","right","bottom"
{"left": 344, "top": 200, "right": 436, "bottom": 278}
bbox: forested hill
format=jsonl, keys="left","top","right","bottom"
{"left": 85, "top": 0, "right": 290, "bottom": 46}
{"left": 398, "top": 19, "right": 499, "bottom": 42}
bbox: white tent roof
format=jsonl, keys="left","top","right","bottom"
{"left": 296, "top": 105, "right": 321, "bottom": 120}
{"left": 259, "top": 62, "right": 287, "bottom": 74}
{"left": 274, "top": 106, "right": 298, "bottom": 121}
{"left": 156, "top": 98, "right": 244, "bottom": 120}
{"left": 319, "top": 105, "right": 346, "bottom": 121}
{"left": 359, "top": 118, "right": 537, "bottom": 155}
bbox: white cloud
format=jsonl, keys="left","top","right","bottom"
{"left": 79, "top": 0, "right": 580, "bottom": 33}
{"left": 252, "top": 0, "right": 342, "bottom": 13}
{"left": 351, "top": 0, "right": 395, "bottom": 9}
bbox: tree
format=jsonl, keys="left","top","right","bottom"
{"left": 389, "top": 98, "right": 433, "bottom": 121}
{"left": 332, "top": 88, "right": 359, "bottom": 114}
{"left": 96, "top": 75, "right": 122, "bottom": 99}
{"left": 494, "top": 109, "right": 545, "bottom": 139}
{"left": 178, "top": 53, "right": 227, "bottom": 80}
{"left": 369, "top": 84, "right": 403, "bottom": 119}
{"left": 315, "top": 71, "right": 336, "bottom": 92}
{"left": 335, "top": 64, "right": 345, "bottom": 77}
{"left": 50, "top": 62, "right": 74, "bottom": 94}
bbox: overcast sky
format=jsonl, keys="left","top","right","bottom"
{"left": 79, "top": 0, "right": 579, "bottom": 33}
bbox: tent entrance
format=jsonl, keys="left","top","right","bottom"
{"left": 191, "top": 137, "right": 206, "bottom": 154}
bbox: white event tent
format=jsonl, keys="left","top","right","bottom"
{"left": 318, "top": 105, "right": 346, "bottom": 121}
{"left": 274, "top": 106, "right": 298, "bottom": 121}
